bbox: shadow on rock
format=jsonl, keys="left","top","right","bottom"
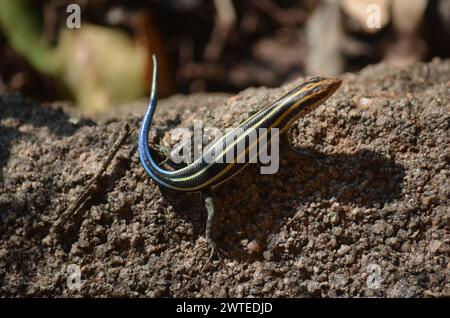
{"left": 0, "top": 95, "right": 94, "bottom": 180}
{"left": 160, "top": 146, "right": 406, "bottom": 261}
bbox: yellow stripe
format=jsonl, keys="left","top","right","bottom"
{"left": 167, "top": 81, "right": 325, "bottom": 191}
{"left": 170, "top": 86, "right": 308, "bottom": 185}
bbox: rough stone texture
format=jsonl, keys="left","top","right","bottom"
{"left": 0, "top": 60, "right": 449, "bottom": 297}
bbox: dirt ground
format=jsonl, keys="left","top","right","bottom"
{"left": 0, "top": 60, "right": 449, "bottom": 297}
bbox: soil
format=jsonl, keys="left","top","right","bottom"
{"left": 0, "top": 59, "right": 449, "bottom": 297}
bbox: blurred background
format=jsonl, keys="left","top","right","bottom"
{"left": 0, "top": 0, "right": 449, "bottom": 115}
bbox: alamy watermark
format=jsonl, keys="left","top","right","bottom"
{"left": 66, "top": 4, "right": 81, "bottom": 29}
{"left": 366, "top": 263, "right": 382, "bottom": 289}
{"left": 66, "top": 264, "right": 82, "bottom": 290}
{"left": 366, "top": 4, "right": 382, "bottom": 30}
{"left": 162, "top": 120, "right": 281, "bottom": 175}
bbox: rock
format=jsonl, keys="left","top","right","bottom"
{"left": 385, "top": 237, "right": 398, "bottom": 246}
{"left": 337, "top": 244, "right": 352, "bottom": 256}
{"left": 306, "top": 280, "right": 320, "bottom": 294}
{"left": 41, "top": 235, "right": 53, "bottom": 247}
{"left": 263, "top": 250, "right": 272, "bottom": 261}
{"left": 428, "top": 240, "right": 442, "bottom": 254}
{"left": 373, "top": 221, "right": 386, "bottom": 235}
{"left": 247, "top": 239, "right": 262, "bottom": 255}
{"left": 1, "top": 59, "right": 449, "bottom": 297}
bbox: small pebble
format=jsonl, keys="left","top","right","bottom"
{"left": 337, "top": 244, "right": 351, "bottom": 256}
{"left": 247, "top": 239, "right": 262, "bottom": 255}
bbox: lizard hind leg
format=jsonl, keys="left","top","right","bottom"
{"left": 200, "top": 191, "right": 228, "bottom": 271}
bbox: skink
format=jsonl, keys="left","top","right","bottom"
{"left": 139, "top": 55, "right": 341, "bottom": 265}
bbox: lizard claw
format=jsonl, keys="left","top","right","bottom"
{"left": 194, "top": 239, "right": 228, "bottom": 272}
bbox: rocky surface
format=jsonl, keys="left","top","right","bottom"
{"left": 0, "top": 60, "right": 449, "bottom": 297}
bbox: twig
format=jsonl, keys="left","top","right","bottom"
{"left": 51, "top": 123, "right": 132, "bottom": 234}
